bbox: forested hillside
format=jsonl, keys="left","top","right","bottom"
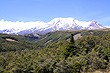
{"left": 0, "top": 33, "right": 43, "bottom": 52}
{"left": 35, "top": 28, "right": 110, "bottom": 45}
{"left": 0, "top": 29, "right": 110, "bottom": 73}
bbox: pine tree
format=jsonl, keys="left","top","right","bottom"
{"left": 70, "top": 34, "right": 74, "bottom": 43}
{"left": 63, "top": 34, "right": 76, "bottom": 59}
{"left": 73, "top": 61, "right": 81, "bottom": 73}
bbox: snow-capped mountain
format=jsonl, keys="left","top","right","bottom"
{"left": 0, "top": 18, "right": 106, "bottom": 34}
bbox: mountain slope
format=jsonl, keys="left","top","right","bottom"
{"left": 0, "top": 18, "right": 106, "bottom": 34}
{"left": 35, "top": 28, "right": 110, "bottom": 45}
{"left": 0, "top": 33, "right": 43, "bottom": 52}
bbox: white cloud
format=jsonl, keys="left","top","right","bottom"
{"left": 105, "top": 26, "right": 110, "bottom": 28}
{"left": 0, "top": 19, "right": 46, "bottom": 33}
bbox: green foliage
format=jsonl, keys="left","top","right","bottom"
{"left": 0, "top": 33, "right": 43, "bottom": 52}
{"left": 0, "top": 30, "right": 110, "bottom": 73}
{"left": 23, "top": 33, "right": 43, "bottom": 40}
{"left": 35, "top": 28, "right": 110, "bottom": 45}
{"left": 35, "top": 66, "right": 41, "bottom": 73}
{"left": 63, "top": 34, "right": 76, "bottom": 59}
{"left": 73, "top": 61, "right": 81, "bottom": 73}
{"left": 70, "top": 34, "right": 74, "bottom": 43}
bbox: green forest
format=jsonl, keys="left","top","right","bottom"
{"left": 0, "top": 29, "right": 110, "bottom": 73}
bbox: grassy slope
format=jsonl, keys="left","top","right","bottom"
{"left": 35, "top": 28, "right": 110, "bottom": 45}
{"left": 0, "top": 28, "right": 110, "bottom": 51}
{"left": 0, "top": 33, "right": 43, "bottom": 52}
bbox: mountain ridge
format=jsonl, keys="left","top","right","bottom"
{"left": 0, "top": 18, "right": 106, "bottom": 34}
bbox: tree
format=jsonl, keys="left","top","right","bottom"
{"left": 73, "top": 61, "right": 81, "bottom": 73}
{"left": 35, "top": 66, "right": 41, "bottom": 73}
{"left": 63, "top": 34, "right": 76, "bottom": 59}
{"left": 70, "top": 34, "right": 74, "bottom": 44}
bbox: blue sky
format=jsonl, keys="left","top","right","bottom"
{"left": 0, "top": 0, "right": 110, "bottom": 26}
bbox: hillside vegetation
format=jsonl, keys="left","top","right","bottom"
{"left": 0, "top": 33, "right": 43, "bottom": 52}
{"left": 0, "top": 28, "right": 110, "bottom": 73}
{"left": 35, "top": 28, "right": 110, "bottom": 45}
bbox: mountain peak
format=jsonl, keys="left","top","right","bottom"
{"left": 49, "top": 17, "right": 75, "bottom": 22}
{"left": 0, "top": 18, "right": 106, "bottom": 34}
{"left": 1, "top": 19, "right": 5, "bottom": 22}
{"left": 53, "top": 17, "right": 75, "bottom": 20}
{"left": 91, "top": 20, "right": 97, "bottom": 23}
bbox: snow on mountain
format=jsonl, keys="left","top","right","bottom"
{"left": 0, "top": 18, "right": 106, "bottom": 34}
{"left": 105, "top": 26, "right": 110, "bottom": 28}
{"left": 40, "top": 18, "right": 106, "bottom": 32}
{"left": 0, "top": 19, "right": 46, "bottom": 34}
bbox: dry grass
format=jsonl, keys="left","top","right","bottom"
{"left": 73, "top": 33, "right": 82, "bottom": 40}
{"left": 6, "top": 38, "right": 18, "bottom": 42}
{"left": 93, "top": 71, "right": 110, "bottom": 73}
